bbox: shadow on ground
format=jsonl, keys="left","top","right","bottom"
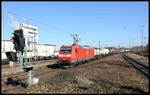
{"left": 46, "top": 64, "right": 61, "bottom": 69}
{"left": 119, "top": 85, "right": 148, "bottom": 94}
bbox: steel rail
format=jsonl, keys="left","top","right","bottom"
{"left": 122, "top": 54, "right": 149, "bottom": 78}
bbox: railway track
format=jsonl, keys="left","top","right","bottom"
{"left": 122, "top": 54, "right": 149, "bottom": 78}
{"left": 2, "top": 58, "right": 57, "bottom": 66}
{"left": 2, "top": 59, "right": 58, "bottom": 92}
{"left": 2, "top": 66, "right": 56, "bottom": 92}
{"left": 132, "top": 52, "right": 149, "bottom": 58}
{"left": 2, "top": 59, "right": 57, "bottom": 82}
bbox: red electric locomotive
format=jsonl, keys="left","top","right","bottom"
{"left": 57, "top": 45, "right": 95, "bottom": 66}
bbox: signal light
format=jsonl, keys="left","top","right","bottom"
{"left": 12, "top": 29, "right": 25, "bottom": 53}
{"left": 12, "top": 36, "right": 15, "bottom": 44}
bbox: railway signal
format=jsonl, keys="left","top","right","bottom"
{"left": 12, "top": 29, "right": 25, "bottom": 53}
{"left": 12, "top": 29, "right": 34, "bottom": 87}
{"left": 12, "top": 29, "right": 25, "bottom": 69}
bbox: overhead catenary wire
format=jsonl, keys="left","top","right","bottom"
{"left": 3, "top": 9, "right": 72, "bottom": 33}
{"left": 3, "top": 8, "right": 97, "bottom": 47}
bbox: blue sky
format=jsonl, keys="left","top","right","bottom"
{"left": 2, "top": 2, "right": 149, "bottom": 48}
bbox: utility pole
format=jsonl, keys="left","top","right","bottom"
{"left": 140, "top": 24, "right": 144, "bottom": 56}
{"left": 129, "top": 43, "right": 131, "bottom": 49}
{"left": 98, "top": 41, "right": 100, "bottom": 49}
{"left": 140, "top": 24, "right": 144, "bottom": 47}
{"left": 144, "top": 36, "right": 147, "bottom": 46}
{"left": 132, "top": 38, "right": 134, "bottom": 48}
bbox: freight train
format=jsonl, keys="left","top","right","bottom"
{"left": 2, "top": 41, "right": 121, "bottom": 65}
{"left": 57, "top": 44, "right": 115, "bottom": 66}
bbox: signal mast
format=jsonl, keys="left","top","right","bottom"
{"left": 12, "top": 29, "right": 33, "bottom": 87}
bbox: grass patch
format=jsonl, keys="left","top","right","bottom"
{"left": 24, "top": 70, "right": 146, "bottom": 94}
{"left": 122, "top": 76, "right": 139, "bottom": 86}
{"left": 25, "top": 76, "right": 146, "bottom": 94}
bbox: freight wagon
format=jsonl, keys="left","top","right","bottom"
{"left": 101, "top": 48, "right": 110, "bottom": 55}
{"left": 94, "top": 48, "right": 110, "bottom": 57}
{"left": 94, "top": 48, "right": 102, "bottom": 58}
{"left": 1, "top": 40, "right": 16, "bottom": 64}
{"left": 37, "top": 44, "right": 57, "bottom": 60}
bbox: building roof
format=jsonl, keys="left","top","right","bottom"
{"left": 38, "top": 44, "right": 56, "bottom": 46}
{"left": 20, "top": 23, "right": 38, "bottom": 31}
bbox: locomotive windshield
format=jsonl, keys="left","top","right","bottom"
{"left": 60, "top": 47, "right": 72, "bottom": 53}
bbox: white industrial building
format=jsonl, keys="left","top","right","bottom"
{"left": 19, "top": 23, "right": 38, "bottom": 60}
{"left": 20, "top": 23, "right": 38, "bottom": 52}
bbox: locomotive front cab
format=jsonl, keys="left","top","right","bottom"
{"left": 58, "top": 46, "right": 72, "bottom": 65}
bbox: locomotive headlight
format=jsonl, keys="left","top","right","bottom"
{"left": 59, "top": 54, "right": 71, "bottom": 57}
{"left": 59, "top": 55, "right": 63, "bottom": 57}
{"left": 66, "top": 54, "right": 71, "bottom": 57}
